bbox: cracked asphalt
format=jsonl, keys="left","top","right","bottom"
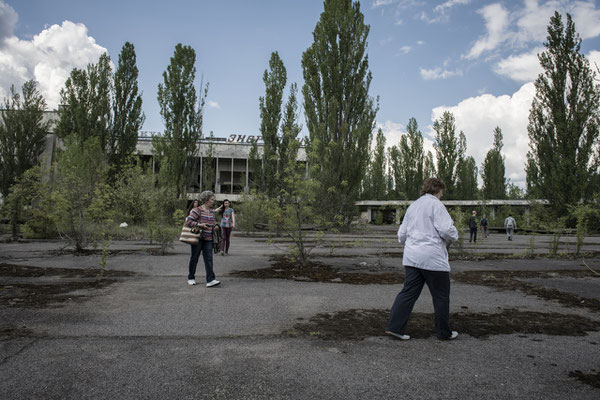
{"left": 1, "top": 228, "right": 599, "bottom": 399}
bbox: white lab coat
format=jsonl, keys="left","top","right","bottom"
{"left": 397, "top": 194, "right": 459, "bottom": 272}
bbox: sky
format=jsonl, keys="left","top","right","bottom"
{"left": 1, "top": 0, "right": 600, "bottom": 188}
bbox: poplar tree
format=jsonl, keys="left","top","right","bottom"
{"left": 481, "top": 127, "right": 506, "bottom": 199}
{"left": 455, "top": 131, "right": 478, "bottom": 199}
{"left": 153, "top": 43, "right": 207, "bottom": 199}
{"left": 433, "top": 111, "right": 459, "bottom": 199}
{"left": 302, "top": 0, "right": 377, "bottom": 224}
{"left": 109, "top": 42, "right": 145, "bottom": 173}
{"left": 424, "top": 151, "right": 436, "bottom": 181}
{"left": 258, "top": 51, "right": 287, "bottom": 196}
{"left": 526, "top": 12, "right": 600, "bottom": 216}
{"left": 57, "top": 53, "right": 112, "bottom": 151}
{"left": 0, "top": 80, "right": 51, "bottom": 198}
{"left": 397, "top": 118, "right": 425, "bottom": 199}
{"left": 278, "top": 83, "right": 302, "bottom": 183}
{"left": 364, "top": 128, "right": 387, "bottom": 199}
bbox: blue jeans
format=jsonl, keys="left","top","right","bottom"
{"left": 188, "top": 240, "right": 215, "bottom": 282}
{"left": 387, "top": 266, "right": 452, "bottom": 339}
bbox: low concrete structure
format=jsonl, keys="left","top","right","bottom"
{"left": 356, "top": 199, "right": 550, "bottom": 224}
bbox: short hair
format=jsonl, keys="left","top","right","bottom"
{"left": 420, "top": 178, "right": 446, "bottom": 196}
{"left": 199, "top": 190, "right": 215, "bottom": 204}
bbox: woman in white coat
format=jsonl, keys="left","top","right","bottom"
{"left": 386, "top": 178, "right": 459, "bottom": 341}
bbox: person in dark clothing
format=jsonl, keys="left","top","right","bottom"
{"left": 468, "top": 210, "right": 478, "bottom": 243}
{"left": 480, "top": 214, "right": 489, "bottom": 239}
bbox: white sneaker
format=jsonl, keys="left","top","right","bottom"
{"left": 206, "top": 280, "right": 221, "bottom": 287}
{"left": 449, "top": 331, "right": 459, "bottom": 340}
{"left": 386, "top": 330, "right": 410, "bottom": 340}
{"left": 187, "top": 279, "right": 196, "bottom": 286}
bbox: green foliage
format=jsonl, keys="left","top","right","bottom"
{"left": 154, "top": 43, "right": 207, "bottom": 199}
{"left": 0, "top": 80, "right": 51, "bottom": 198}
{"left": 363, "top": 129, "right": 387, "bottom": 199}
{"left": 201, "top": 132, "right": 216, "bottom": 192}
{"left": 506, "top": 183, "right": 525, "bottom": 200}
{"left": 449, "top": 208, "right": 466, "bottom": 253}
{"left": 2, "top": 166, "right": 44, "bottom": 240}
{"left": 57, "top": 53, "right": 112, "bottom": 151}
{"left": 258, "top": 51, "right": 287, "bottom": 196}
{"left": 111, "top": 160, "right": 155, "bottom": 224}
{"left": 481, "top": 127, "right": 507, "bottom": 199}
{"left": 569, "top": 204, "right": 599, "bottom": 255}
{"left": 302, "top": 0, "right": 378, "bottom": 225}
{"left": 390, "top": 118, "right": 425, "bottom": 200}
{"left": 452, "top": 131, "right": 479, "bottom": 200}
{"left": 526, "top": 12, "right": 600, "bottom": 216}
{"left": 433, "top": 111, "right": 459, "bottom": 199}
{"left": 48, "top": 137, "right": 112, "bottom": 251}
{"left": 547, "top": 217, "right": 567, "bottom": 256}
{"left": 109, "top": 42, "right": 145, "bottom": 175}
{"left": 235, "top": 190, "right": 267, "bottom": 234}
{"left": 262, "top": 140, "right": 325, "bottom": 265}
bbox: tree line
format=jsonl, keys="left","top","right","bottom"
{"left": 1, "top": 2, "right": 599, "bottom": 254}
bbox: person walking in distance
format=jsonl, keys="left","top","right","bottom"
{"left": 480, "top": 214, "right": 489, "bottom": 239}
{"left": 504, "top": 214, "right": 517, "bottom": 241}
{"left": 386, "top": 178, "right": 459, "bottom": 341}
{"left": 219, "top": 199, "right": 236, "bottom": 255}
{"left": 468, "top": 210, "right": 478, "bottom": 243}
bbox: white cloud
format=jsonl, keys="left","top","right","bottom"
{"left": 0, "top": 4, "right": 107, "bottom": 110}
{"left": 570, "top": 1, "right": 600, "bottom": 39}
{"left": 429, "top": 82, "right": 536, "bottom": 187}
{"left": 465, "top": 3, "right": 509, "bottom": 59}
{"left": 495, "top": 48, "right": 600, "bottom": 83}
{"left": 588, "top": 50, "right": 600, "bottom": 74}
{"left": 372, "top": 0, "right": 394, "bottom": 7}
{"left": 207, "top": 100, "right": 221, "bottom": 109}
{"left": 398, "top": 45, "right": 412, "bottom": 55}
{"left": 0, "top": 0, "right": 17, "bottom": 42}
{"left": 494, "top": 47, "right": 543, "bottom": 82}
{"left": 419, "top": 67, "right": 462, "bottom": 80}
{"left": 468, "top": 1, "right": 600, "bottom": 60}
{"left": 421, "top": 0, "right": 470, "bottom": 24}
{"left": 433, "top": 0, "right": 470, "bottom": 14}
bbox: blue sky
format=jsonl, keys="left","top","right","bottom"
{"left": 1, "top": 0, "right": 600, "bottom": 187}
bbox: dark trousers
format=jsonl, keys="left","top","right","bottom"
{"left": 188, "top": 239, "right": 215, "bottom": 282}
{"left": 469, "top": 227, "right": 477, "bottom": 242}
{"left": 481, "top": 226, "right": 488, "bottom": 238}
{"left": 221, "top": 226, "right": 232, "bottom": 253}
{"left": 387, "top": 266, "right": 452, "bottom": 339}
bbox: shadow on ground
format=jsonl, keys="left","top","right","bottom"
{"left": 286, "top": 308, "right": 600, "bottom": 340}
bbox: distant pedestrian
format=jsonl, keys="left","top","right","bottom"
{"left": 504, "top": 214, "right": 517, "bottom": 241}
{"left": 219, "top": 199, "right": 236, "bottom": 255}
{"left": 468, "top": 210, "right": 478, "bottom": 243}
{"left": 185, "top": 191, "right": 224, "bottom": 287}
{"left": 480, "top": 215, "right": 489, "bottom": 239}
{"left": 386, "top": 178, "right": 459, "bottom": 341}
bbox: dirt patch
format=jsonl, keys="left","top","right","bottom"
{"left": 569, "top": 370, "right": 600, "bottom": 389}
{"left": 231, "top": 256, "right": 404, "bottom": 285}
{"left": 0, "top": 263, "right": 134, "bottom": 308}
{"left": 286, "top": 308, "right": 600, "bottom": 340}
{"left": 454, "top": 270, "right": 600, "bottom": 312}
